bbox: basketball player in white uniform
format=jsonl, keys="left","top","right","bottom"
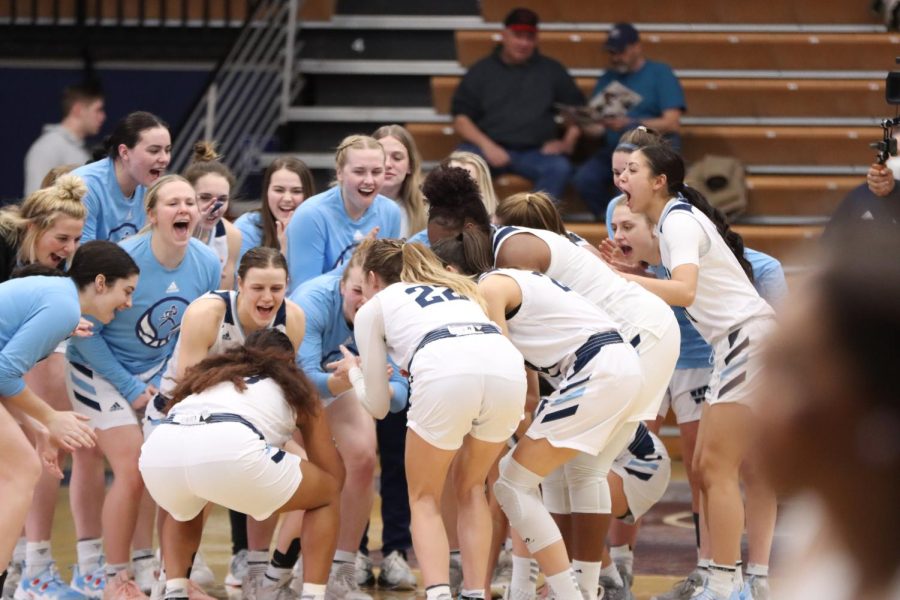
{"left": 618, "top": 144, "right": 775, "bottom": 600}
{"left": 140, "top": 329, "right": 343, "bottom": 600}
{"left": 343, "top": 240, "right": 526, "bottom": 600}
{"left": 147, "top": 247, "right": 305, "bottom": 595}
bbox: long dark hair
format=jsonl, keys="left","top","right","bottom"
{"left": 103, "top": 111, "right": 168, "bottom": 160}
{"left": 259, "top": 157, "right": 315, "bottom": 250}
{"left": 170, "top": 329, "right": 319, "bottom": 424}
{"left": 639, "top": 144, "right": 754, "bottom": 282}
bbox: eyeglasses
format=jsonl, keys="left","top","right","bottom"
{"left": 197, "top": 193, "right": 229, "bottom": 204}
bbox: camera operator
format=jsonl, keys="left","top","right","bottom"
{"left": 826, "top": 131, "right": 900, "bottom": 234}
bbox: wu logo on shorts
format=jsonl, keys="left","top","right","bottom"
{"left": 690, "top": 385, "right": 710, "bottom": 404}
{"left": 136, "top": 296, "right": 190, "bottom": 348}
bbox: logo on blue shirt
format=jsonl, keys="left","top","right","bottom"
{"left": 108, "top": 222, "right": 139, "bottom": 242}
{"left": 136, "top": 296, "right": 189, "bottom": 348}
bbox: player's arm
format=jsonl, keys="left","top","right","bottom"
{"left": 347, "top": 298, "right": 392, "bottom": 419}
{"left": 174, "top": 298, "right": 223, "bottom": 379}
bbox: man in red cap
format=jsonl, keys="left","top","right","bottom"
{"left": 451, "top": 7, "right": 584, "bottom": 202}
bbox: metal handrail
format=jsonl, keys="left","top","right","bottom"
{"left": 169, "top": 0, "right": 302, "bottom": 190}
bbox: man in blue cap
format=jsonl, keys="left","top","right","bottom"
{"left": 572, "top": 22, "right": 686, "bottom": 219}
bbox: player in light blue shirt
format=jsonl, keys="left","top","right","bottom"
{"left": 1, "top": 241, "right": 138, "bottom": 595}
{"left": 64, "top": 176, "right": 220, "bottom": 591}
{"left": 73, "top": 111, "right": 171, "bottom": 242}
{"left": 286, "top": 136, "right": 401, "bottom": 292}
{"left": 234, "top": 156, "right": 314, "bottom": 265}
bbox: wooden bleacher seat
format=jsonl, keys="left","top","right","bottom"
{"left": 406, "top": 122, "right": 873, "bottom": 166}
{"left": 432, "top": 76, "right": 889, "bottom": 119}
{"left": 479, "top": 0, "right": 878, "bottom": 25}
{"left": 455, "top": 31, "right": 900, "bottom": 71}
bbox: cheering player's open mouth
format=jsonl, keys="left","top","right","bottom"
{"left": 255, "top": 303, "right": 275, "bottom": 320}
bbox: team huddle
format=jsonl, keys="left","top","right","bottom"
{"left": 0, "top": 111, "right": 782, "bottom": 600}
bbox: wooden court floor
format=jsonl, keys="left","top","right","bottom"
{"left": 37, "top": 462, "right": 780, "bottom": 599}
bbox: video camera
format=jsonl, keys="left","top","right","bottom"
{"left": 871, "top": 58, "right": 900, "bottom": 163}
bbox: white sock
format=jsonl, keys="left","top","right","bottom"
{"left": 332, "top": 550, "right": 355, "bottom": 564}
{"left": 707, "top": 562, "right": 737, "bottom": 597}
{"left": 426, "top": 584, "right": 451, "bottom": 599}
{"left": 12, "top": 538, "right": 26, "bottom": 565}
{"left": 572, "top": 560, "right": 600, "bottom": 600}
{"left": 265, "top": 564, "right": 292, "bottom": 584}
{"left": 460, "top": 588, "right": 485, "bottom": 599}
{"left": 24, "top": 541, "right": 53, "bottom": 577}
{"left": 545, "top": 568, "right": 581, "bottom": 599}
{"left": 300, "top": 582, "right": 326, "bottom": 600}
{"left": 746, "top": 563, "right": 768, "bottom": 578}
{"left": 510, "top": 556, "right": 537, "bottom": 596}
{"left": 247, "top": 551, "right": 269, "bottom": 578}
{"left": 733, "top": 562, "right": 743, "bottom": 588}
{"left": 164, "top": 577, "right": 189, "bottom": 599}
{"left": 105, "top": 563, "right": 129, "bottom": 578}
{"left": 600, "top": 562, "right": 624, "bottom": 587}
{"left": 76, "top": 539, "right": 103, "bottom": 573}
{"left": 698, "top": 557, "right": 711, "bottom": 571}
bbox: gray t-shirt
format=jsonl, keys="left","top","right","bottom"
{"left": 23, "top": 124, "right": 89, "bottom": 195}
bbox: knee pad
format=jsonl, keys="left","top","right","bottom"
{"left": 541, "top": 465, "right": 571, "bottom": 515}
{"left": 565, "top": 455, "right": 612, "bottom": 514}
{"left": 493, "top": 454, "right": 563, "bottom": 554}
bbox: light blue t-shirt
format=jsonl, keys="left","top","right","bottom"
{"left": 72, "top": 158, "right": 146, "bottom": 242}
{"left": 286, "top": 186, "right": 402, "bottom": 293}
{"left": 67, "top": 235, "right": 221, "bottom": 402}
{"left": 592, "top": 60, "right": 686, "bottom": 148}
{"left": 291, "top": 274, "right": 409, "bottom": 412}
{"left": 0, "top": 276, "right": 80, "bottom": 397}
{"left": 234, "top": 210, "right": 264, "bottom": 264}
{"left": 407, "top": 228, "right": 430, "bottom": 247}
{"left": 745, "top": 248, "right": 787, "bottom": 307}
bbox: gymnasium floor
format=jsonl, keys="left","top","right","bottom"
{"left": 42, "top": 462, "right": 776, "bottom": 599}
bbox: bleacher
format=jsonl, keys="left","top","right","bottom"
{"left": 275, "top": 0, "right": 891, "bottom": 273}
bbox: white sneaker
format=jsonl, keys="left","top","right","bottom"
{"left": 288, "top": 559, "right": 303, "bottom": 598}
{"left": 325, "top": 562, "right": 372, "bottom": 600}
{"left": 375, "top": 551, "right": 415, "bottom": 591}
{"left": 189, "top": 555, "right": 215, "bottom": 588}
{"left": 132, "top": 556, "right": 159, "bottom": 595}
{"left": 490, "top": 550, "right": 512, "bottom": 598}
{"left": 353, "top": 554, "right": 373, "bottom": 589}
{"left": 3, "top": 561, "right": 23, "bottom": 599}
{"left": 226, "top": 551, "right": 249, "bottom": 589}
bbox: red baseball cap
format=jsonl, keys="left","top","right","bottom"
{"left": 504, "top": 8, "right": 539, "bottom": 33}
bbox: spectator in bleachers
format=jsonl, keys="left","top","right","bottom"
{"left": 24, "top": 82, "right": 106, "bottom": 196}
{"left": 572, "top": 23, "right": 685, "bottom": 220}
{"left": 450, "top": 7, "right": 584, "bottom": 203}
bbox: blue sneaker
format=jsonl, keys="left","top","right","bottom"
{"left": 14, "top": 565, "right": 87, "bottom": 600}
{"left": 69, "top": 566, "right": 104, "bottom": 600}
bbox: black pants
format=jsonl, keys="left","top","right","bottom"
{"left": 360, "top": 405, "right": 412, "bottom": 556}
